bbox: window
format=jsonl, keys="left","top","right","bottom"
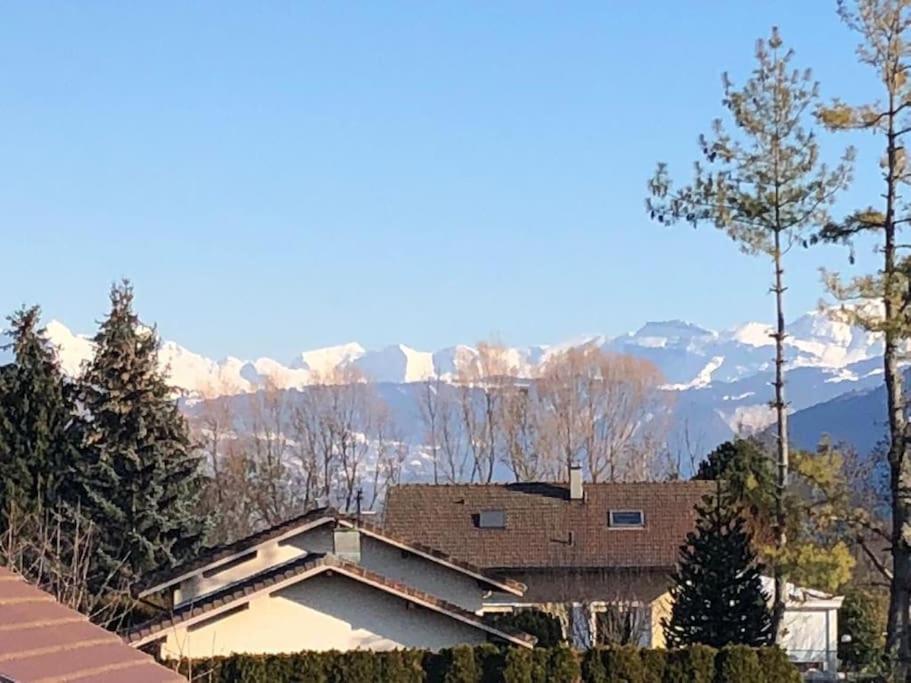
{"left": 477, "top": 510, "right": 506, "bottom": 529}
{"left": 609, "top": 510, "right": 644, "bottom": 528}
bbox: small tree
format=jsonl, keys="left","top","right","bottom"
{"left": 664, "top": 482, "right": 774, "bottom": 648}
{"left": 839, "top": 587, "right": 888, "bottom": 675}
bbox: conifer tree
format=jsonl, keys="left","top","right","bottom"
{"left": 813, "top": 1, "right": 911, "bottom": 673}
{"left": 663, "top": 482, "right": 774, "bottom": 649}
{"left": 0, "top": 306, "right": 81, "bottom": 521}
{"left": 647, "top": 27, "right": 853, "bottom": 635}
{"left": 78, "top": 281, "right": 207, "bottom": 583}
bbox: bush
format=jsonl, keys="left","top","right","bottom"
{"left": 602, "top": 646, "right": 645, "bottom": 683}
{"left": 755, "top": 647, "right": 801, "bottom": 683}
{"left": 485, "top": 609, "right": 564, "bottom": 647}
{"left": 582, "top": 648, "right": 607, "bottom": 683}
{"left": 639, "top": 649, "right": 665, "bottom": 683}
{"left": 664, "top": 644, "right": 716, "bottom": 683}
{"left": 839, "top": 588, "right": 887, "bottom": 674}
{"left": 714, "top": 645, "right": 761, "bottom": 683}
{"left": 173, "top": 644, "right": 803, "bottom": 683}
{"left": 548, "top": 644, "right": 581, "bottom": 683}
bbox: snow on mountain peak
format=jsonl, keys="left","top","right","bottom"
{"left": 2, "top": 305, "right": 886, "bottom": 400}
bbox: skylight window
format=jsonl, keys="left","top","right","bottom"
{"left": 609, "top": 510, "right": 645, "bottom": 528}
{"left": 477, "top": 510, "right": 506, "bottom": 529}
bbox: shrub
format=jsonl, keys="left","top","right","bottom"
{"left": 582, "top": 648, "right": 607, "bottom": 683}
{"left": 443, "top": 645, "right": 480, "bottom": 683}
{"left": 714, "top": 645, "right": 761, "bottom": 683}
{"left": 475, "top": 643, "right": 505, "bottom": 683}
{"left": 755, "top": 647, "right": 801, "bottom": 683}
{"left": 664, "top": 644, "right": 716, "bottom": 683}
{"left": 547, "top": 644, "right": 581, "bottom": 683}
{"left": 602, "top": 646, "right": 645, "bottom": 683}
{"left": 380, "top": 650, "right": 424, "bottom": 683}
{"left": 485, "top": 609, "right": 564, "bottom": 647}
{"left": 501, "top": 647, "right": 534, "bottom": 683}
{"left": 639, "top": 649, "right": 666, "bottom": 683}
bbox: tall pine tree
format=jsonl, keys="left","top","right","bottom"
{"left": 0, "top": 306, "right": 82, "bottom": 521}
{"left": 664, "top": 481, "right": 774, "bottom": 649}
{"left": 79, "top": 281, "right": 207, "bottom": 583}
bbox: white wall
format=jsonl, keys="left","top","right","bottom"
{"left": 781, "top": 606, "right": 838, "bottom": 673}
{"left": 161, "top": 572, "right": 488, "bottom": 659}
{"left": 358, "top": 535, "right": 494, "bottom": 612}
{"left": 175, "top": 526, "right": 333, "bottom": 605}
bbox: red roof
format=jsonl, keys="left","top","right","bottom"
{"left": 0, "top": 567, "right": 184, "bottom": 683}
{"left": 383, "top": 481, "right": 714, "bottom": 570}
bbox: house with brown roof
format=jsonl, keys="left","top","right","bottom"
{"left": 383, "top": 470, "right": 712, "bottom": 648}
{"left": 131, "top": 508, "right": 533, "bottom": 659}
{"left": 0, "top": 566, "right": 183, "bottom": 683}
{"left": 383, "top": 467, "right": 844, "bottom": 676}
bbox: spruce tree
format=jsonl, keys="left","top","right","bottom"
{"left": 0, "top": 306, "right": 81, "bottom": 521}
{"left": 664, "top": 482, "right": 774, "bottom": 649}
{"left": 78, "top": 281, "right": 207, "bottom": 583}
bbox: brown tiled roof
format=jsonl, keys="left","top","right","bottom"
{"left": 139, "top": 508, "right": 523, "bottom": 598}
{"left": 137, "top": 506, "right": 333, "bottom": 595}
{"left": 383, "top": 481, "right": 715, "bottom": 570}
{"left": 0, "top": 567, "right": 184, "bottom": 683}
{"left": 128, "top": 554, "right": 535, "bottom": 649}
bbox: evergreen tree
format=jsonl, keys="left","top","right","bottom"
{"left": 664, "top": 482, "right": 774, "bottom": 649}
{"left": 0, "top": 306, "right": 81, "bottom": 521}
{"left": 648, "top": 27, "right": 854, "bottom": 633}
{"left": 78, "top": 281, "right": 206, "bottom": 583}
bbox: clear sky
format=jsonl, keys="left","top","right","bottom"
{"left": 0, "top": 2, "right": 889, "bottom": 360}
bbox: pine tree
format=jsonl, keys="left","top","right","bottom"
{"left": 78, "top": 281, "right": 207, "bottom": 583}
{"left": 663, "top": 482, "right": 774, "bottom": 649}
{"left": 648, "top": 27, "right": 853, "bottom": 634}
{"left": 813, "top": 1, "right": 911, "bottom": 673}
{"left": 0, "top": 306, "right": 81, "bottom": 521}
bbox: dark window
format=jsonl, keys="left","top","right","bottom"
{"left": 478, "top": 510, "right": 507, "bottom": 529}
{"left": 609, "top": 510, "right": 645, "bottom": 528}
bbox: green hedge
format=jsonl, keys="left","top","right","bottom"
{"left": 174, "top": 644, "right": 797, "bottom": 682}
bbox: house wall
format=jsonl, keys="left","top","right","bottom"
{"left": 174, "top": 526, "right": 333, "bottom": 605}
{"left": 160, "top": 572, "right": 488, "bottom": 658}
{"left": 781, "top": 606, "right": 838, "bottom": 673}
{"left": 358, "top": 536, "right": 491, "bottom": 612}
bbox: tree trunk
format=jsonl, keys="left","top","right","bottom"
{"left": 771, "top": 229, "right": 789, "bottom": 641}
{"left": 882, "top": 98, "right": 911, "bottom": 680}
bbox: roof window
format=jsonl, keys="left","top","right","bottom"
{"left": 477, "top": 510, "right": 506, "bottom": 529}
{"left": 609, "top": 510, "right": 645, "bottom": 528}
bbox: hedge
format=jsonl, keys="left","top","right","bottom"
{"left": 173, "top": 644, "right": 797, "bottom": 682}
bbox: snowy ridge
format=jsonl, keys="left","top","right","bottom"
{"left": 4, "top": 307, "right": 882, "bottom": 405}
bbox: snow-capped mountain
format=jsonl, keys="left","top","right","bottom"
{"left": 23, "top": 307, "right": 884, "bottom": 401}
{"left": 0, "top": 307, "right": 892, "bottom": 462}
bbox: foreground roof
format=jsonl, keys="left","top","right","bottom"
{"left": 0, "top": 567, "right": 184, "bottom": 683}
{"left": 384, "top": 481, "right": 714, "bottom": 570}
{"left": 139, "top": 508, "right": 524, "bottom": 598}
{"left": 128, "top": 553, "right": 534, "bottom": 649}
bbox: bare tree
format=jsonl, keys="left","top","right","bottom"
{"left": 537, "top": 346, "right": 669, "bottom": 482}
{"left": 418, "top": 378, "right": 442, "bottom": 484}
{"left": 498, "top": 382, "right": 544, "bottom": 482}
{"left": 457, "top": 341, "right": 516, "bottom": 483}
{"left": 0, "top": 502, "right": 134, "bottom": 630}
{"left": 246, "top": 382, "right": 302, "bottom": 526}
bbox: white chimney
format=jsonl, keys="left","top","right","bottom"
{"left": 569, "top": 464, "right": 583, "bottom": 501}
{"left": 333, "top": 527, "right": 361, "bottom": 563}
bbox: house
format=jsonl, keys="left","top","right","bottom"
{"left": 0, "top": 566, "right": 184, "bottom": 683}
{"left": 130, "top": 508, "right": 534, "bottom": 658}
{"left": 383, "top": 469, "right": 844, "bottom": 675}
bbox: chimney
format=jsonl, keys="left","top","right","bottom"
{"left": 333, "top": 527, "right": 361, "bottom": 564}
{"left": 569, "top": 464, "right": 583, "bottom": 501}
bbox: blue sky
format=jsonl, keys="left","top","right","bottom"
{"left": 0, "top": 2, "right": 888, "bottom": 360}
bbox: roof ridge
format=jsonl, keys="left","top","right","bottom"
{"left": 129, "top": 552, "right": 534, "bottom": 648}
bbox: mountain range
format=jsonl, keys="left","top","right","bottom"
{"left": 0, "top": 308, "right": 890, "bottom": 460}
